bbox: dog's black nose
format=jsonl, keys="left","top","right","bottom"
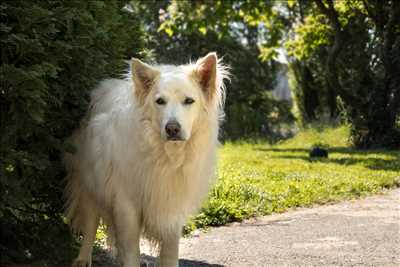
{"left": 165, "top": 121, "right": 181, "bottom": 139}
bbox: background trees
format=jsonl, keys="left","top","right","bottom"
{"left": 1, "top": 0, "right": 399, "bottom": 264}
{"left": 285, "top": 0, "right": 400, "bottom": 147}
{"left": 145, "top": 0, "right": 295, "bottom": 138}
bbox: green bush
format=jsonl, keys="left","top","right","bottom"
{"left": 0, "top": 0, "right": 147, "bottom": 264}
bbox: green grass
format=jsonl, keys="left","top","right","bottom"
{"left": 185, "top": 125, "right": 400, "bottom": 232}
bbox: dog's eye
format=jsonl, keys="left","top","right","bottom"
{"left": 155, "top": 98, "right": 166, "bottom": 105}
{"left": 183, "top": 97, "right": 195, "bottom": 105}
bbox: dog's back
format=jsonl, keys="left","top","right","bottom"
{"left": 64, "top": 78, "right": 135, "bottom": 231}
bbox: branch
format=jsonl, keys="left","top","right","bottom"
{"left": 362, "top": 0, "right": 379, "bottom": 27}
{"left": 313, "top": 0, "right": 359, "bottom": 106}
{"left": 385, "top": 1, "right": 400, "bottom": 38}
{"left": 314, "top": 0, "right": 342, "bottom": 32}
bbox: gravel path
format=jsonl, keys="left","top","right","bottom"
{"left": 176, "top": 189, "right": 400, "bottom": 267}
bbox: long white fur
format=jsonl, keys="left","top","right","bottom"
{"left": 64, "top": 53, "right": 229, "bottom": 267}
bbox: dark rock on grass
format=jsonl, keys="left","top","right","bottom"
{"left": 309, "top": 147, "right": 329, "bottom": 158}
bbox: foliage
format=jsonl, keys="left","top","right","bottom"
{"left": 285, "top": 0, "right": 400, "bottom": 148}
{"left": 284, "top": 1, "right": 338, "bottom": 122}
{"left": 336, "top": 0, "right": 400, "bottom": 148}
{"left": 2, "top": 0, "right": 400, "bottom": 264}
{"left": 286, "top": 14, "right": 331, "bottom": 61}
{"left": 149, "top": 0, "right": 295, "bottom": 138}
{"left": 0, "top": 0, "right": 147, "bottom": 264}
{"left": 184, "top": 125, "right": 400, "bottom": 232}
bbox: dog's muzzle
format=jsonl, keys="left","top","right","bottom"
{"left": 165, "top": 120, "right": 184, "bottom": 141}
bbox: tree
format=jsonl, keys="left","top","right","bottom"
{"left": 284, "top": 1, "right": 338, "bottom": 123}
{"left": 313, "top": 0, "right": 400, "bottom": 148}
{"left": 285, "top": 0, "right": 400, "bottom": 148}
{"left": 156, "top": 0, "right": 294, "bottom": 138}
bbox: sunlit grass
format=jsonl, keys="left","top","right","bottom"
{"left": 185, "top": 125, "right": 400, "bottom": 232}
{"left": 94, "top": 125, "right": 399, "bottom": 240}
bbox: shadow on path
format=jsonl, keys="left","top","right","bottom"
{"left": 90, "top": 249, "right": 224, "bottom": 267}
{"left": 141, "top": 254, "right": 224, "bottom": 267}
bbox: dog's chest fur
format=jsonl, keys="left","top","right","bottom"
{"left": 126, "top": 136, "right": 213, "bottom": 238}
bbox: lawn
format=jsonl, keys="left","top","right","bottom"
{"left": 185, "top": 125, "right": 400, "bottom": 232}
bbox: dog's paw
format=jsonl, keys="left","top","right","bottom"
{"left": 72, "top": 259, "right": 91, "bottom": 267}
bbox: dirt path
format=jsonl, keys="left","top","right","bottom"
{"left": 11, "top": 190, "right": 398, "bottom": 266}
{"left": 175, "top": 189, "right": 400, "bottom": 267}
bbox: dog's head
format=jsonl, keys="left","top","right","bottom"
{"left": 132, "top": 53, "right": 228, "bottom": 142}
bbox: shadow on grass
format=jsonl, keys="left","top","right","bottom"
{"left": 255, "top": 146, "right": 399, "bottom": 156}
{"left": 254, "top": 147, "right": 400, "bottom": 172}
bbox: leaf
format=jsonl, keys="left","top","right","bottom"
{"left": 198, "top": 26, "right": 207, "bottom": 35}
{"left": 165, "top": 27, "right": 174, "bottom": 37}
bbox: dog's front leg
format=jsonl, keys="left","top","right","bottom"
{"left": 159, "top": 227, "right": 180, "bottom": 267}
{"left": 114, "top": 200, "right": 141, "bottom": 267}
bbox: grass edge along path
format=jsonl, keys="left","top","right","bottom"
{"left": 184, "top": 125, "right": 400, "bottom": 233}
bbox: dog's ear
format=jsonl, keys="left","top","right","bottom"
{"left": 132, "top": 58, "right": 160, "bottom": 104}
{"left": 194, "top": 52, "right": 218, "bottom": 101}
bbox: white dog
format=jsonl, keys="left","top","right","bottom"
{"left": 64, "top": 53, "right": 229, "bottom": 267}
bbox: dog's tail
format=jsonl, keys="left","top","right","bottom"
{"left": 63, "top": 129, "right": 83, "bottom": 232}
{"left": 64, "top": 170, "right": 87, "bottom": 234}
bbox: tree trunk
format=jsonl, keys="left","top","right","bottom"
{"left": 384, "top": 1, "right": 400, "bottom": 117}
{"left": 327, "top": 84, "right": 338, "bottom": 119}
{"left": 302, "top": 65, "right": 319, "bottom": 121}
{"left": 314, "top": 0, "right": 359, "bottom": 108}
{"left": 291, "top": 60, "right": 320, "bottom": 123}
{"left": 358, "top": 0, "right": 400, "bottom": 148}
